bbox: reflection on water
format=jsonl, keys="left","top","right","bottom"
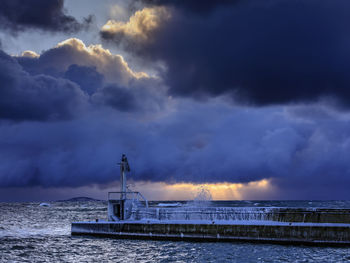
{"left": 1, "top": 201, "right": 350, "bottom": 262}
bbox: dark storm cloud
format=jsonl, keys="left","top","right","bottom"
{"left": 103, "top": 0, "right": 350, "bottom": 107}
{"left": 139, "top": 0, "right": 239, "bottom": 14}
{"left": 0, "top": 0, "right": 92, "bottom": 33}
{"left": 0, "top": 50, "right": 88, "bottom": 121}
{"left": 1, "top": 101, "right": 350, "bottom": 199}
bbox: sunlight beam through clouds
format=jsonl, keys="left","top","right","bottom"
{"left": 138, "top": 179, "right": 276, "bottom": 200}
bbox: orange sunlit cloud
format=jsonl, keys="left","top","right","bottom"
{"left": 101, "top": 7, "right": 170, "bottom": 41}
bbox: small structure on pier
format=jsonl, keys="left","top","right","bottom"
{"left": 107, "top": 154, "right": 148, "bottom": 221}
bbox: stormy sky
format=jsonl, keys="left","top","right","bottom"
{"left": 1, "top": 0, "right": 350, "bottom": 201}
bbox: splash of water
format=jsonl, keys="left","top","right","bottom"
{"left": 186, "top": 185, "right": 213, "bottom": 207}
{"left": 194, "top": 186, "right": 213, "bottom": 201}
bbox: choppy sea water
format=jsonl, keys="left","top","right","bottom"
{"left": 1, "top": 201, "right": 350, "bottom": 262}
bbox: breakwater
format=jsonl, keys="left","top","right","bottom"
{"left": 72, "top": 207, "right": 350, "bottom": 245}
{"left": 71, "top": 220, "right": 350, "bottom": 245}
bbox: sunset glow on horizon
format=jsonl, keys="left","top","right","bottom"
{"left": 133, "top": 179, "right": 276, "bottom": 201}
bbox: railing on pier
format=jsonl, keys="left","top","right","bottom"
{"left": 108, "top": 191, "right": 149, "bottom": 208}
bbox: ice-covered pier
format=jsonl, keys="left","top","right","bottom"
{"left": 71, "top": 155, "right": 350, "bottom": 245}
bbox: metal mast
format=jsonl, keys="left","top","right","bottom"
{"left": 118, "top": 154, "right": 130, "bottom": 199}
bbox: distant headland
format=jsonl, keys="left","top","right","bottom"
{"left": 57, "top": 197, "right": 103, "bottom": 202}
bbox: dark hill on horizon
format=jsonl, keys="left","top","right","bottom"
{"left": 56, "top": 196, "right": 104, "bottom": 202}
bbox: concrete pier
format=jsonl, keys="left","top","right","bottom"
{"left": 72, "top": 207, "right": 350, "bottom": 245}
{"left": 71, "top": 220, "right": 350, "bottom": 245}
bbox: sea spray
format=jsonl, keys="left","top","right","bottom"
{"left": 186, "top": 185, "right": 213, "bottom": 207}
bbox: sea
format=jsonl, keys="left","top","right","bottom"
{"left": 1, "top": 200, "right": 350, "bottom": 263}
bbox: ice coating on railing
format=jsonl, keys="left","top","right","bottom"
{"left": 129, "top": 206, "right": 350, "bottom": 223}
{"left": 131, "top": 207, "right": 279, "bottom": 221}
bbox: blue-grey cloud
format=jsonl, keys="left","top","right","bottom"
{"left": 64, "top": 65, "right": 104, "bottom": 95}
{"left": 6, "top": 39, "right": 168, "bottom": 119}
{"left": 0, "top": 0, "right": 92, "bottom": 33}
{"left": 92, "top": 84, "right": 137, "bottom": 112}
{"left": 0, "top": 50, "right": 88, "bottom": 121}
